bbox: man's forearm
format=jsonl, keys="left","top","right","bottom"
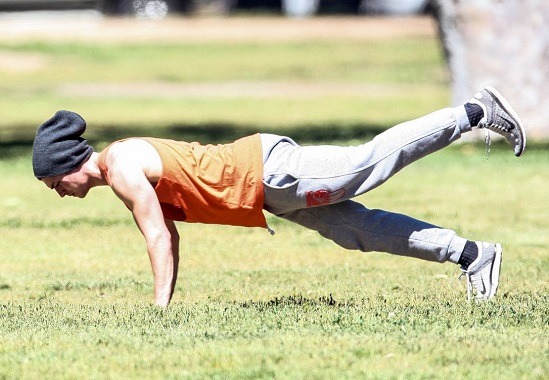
{"left": 147, "top": 234, "right": 180, "bottom": 307}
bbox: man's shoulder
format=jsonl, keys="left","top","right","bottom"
{"left": 104, "top": 138, "right": 154, "bottom": 161}
{"left": 104, "top": 138, "right": 162, "bottom": 182}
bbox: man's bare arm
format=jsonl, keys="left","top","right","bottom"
{"left": 104, "top": 141, "right": 180, "bottom": 307}
{"left": 163, "top": 218, "right": 180, "bottom": 302}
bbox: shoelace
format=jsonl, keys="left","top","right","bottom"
{"left": 458, "top": 271, "right": 473, "bottom": 302}
{"left": 483, "top": 128, "right": 491, "bottom": 159}
{"left": 481, "top": 116, "right": 515, "bottom": 159}
{"left": 466, "top": 272, "right": 472, "bottom": 302}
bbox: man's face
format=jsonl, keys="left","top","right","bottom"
{"left": 41, "top": 168, "right": 90, "bottom": 199}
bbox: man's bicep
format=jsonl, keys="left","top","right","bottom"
{"left": 106, "top": 152, "right": 167, "bottom": 237}
{"left": 114, "top": 176, "right": 167, "bottom": 240}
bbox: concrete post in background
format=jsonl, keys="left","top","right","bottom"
{"left": 434, "top": 0, "right": 548, "bottom": 139}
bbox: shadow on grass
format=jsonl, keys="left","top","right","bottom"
{"left": 0, "top": 121, "right": 389, "bottom": 159}
{"left": 238, "top": 293, "right": 349, "bottom": 309}
{"left": 2, "top": 121, "right": 548, "bottom": 160}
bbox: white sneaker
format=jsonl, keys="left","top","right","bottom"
{"left": 461, "top": 242, "right": 502, "bottom": 301}
{"left": 469, "top": 86, "right": 526, "bottom": 157}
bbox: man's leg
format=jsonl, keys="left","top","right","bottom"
{"left": 277, "top": 200, "right": 466, "bottom": 264}
{"left": 278, "top": 201, "right": 502, "bottom": 301}
{"left": 263, "top": 106, "right": 470, "bottom": 215}
{"left": 263, "top": 87, "right": 525, "bottom": 300}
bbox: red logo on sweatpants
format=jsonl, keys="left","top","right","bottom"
{"left": 306, "top": 188, "right": 345, "bottom": 207}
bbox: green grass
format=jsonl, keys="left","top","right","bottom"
{"left": 0, "top": 23, "right": 548, "bottom": 379}
{"left": 0, "top": 36, "right": 448, "bottom": 144}
{"left": 0, "top": 39, "right": 444, "bottom": 84}
{"left": 1, "top": 296, "right": 546, "bottom": 379}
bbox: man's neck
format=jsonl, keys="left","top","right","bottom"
{"left": 84, "top": 152, "right": 107, "bottom": 188}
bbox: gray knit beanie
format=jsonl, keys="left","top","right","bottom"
{"left": 32, "top": 110, "right": 94, "bottom": 179}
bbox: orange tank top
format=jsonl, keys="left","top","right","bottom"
{"left": 98, "top": 134, "right": 267, "bottom": 228}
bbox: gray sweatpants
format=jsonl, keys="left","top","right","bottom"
{"left": 261, "top": 106, "right": 473, "bottom": 264}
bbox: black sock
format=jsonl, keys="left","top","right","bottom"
{"left": 464, "top": 103, "right": 484, "bottom": 127}
{"left": 458, "top": 240, "right": 478, "bottom": 269}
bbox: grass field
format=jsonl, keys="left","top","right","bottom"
{"left": 0, "top": 16, "right": 547, "bottom": 379}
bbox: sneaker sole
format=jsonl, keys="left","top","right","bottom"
{"left": 488, "top": 243, "right": 503, "bottom": 299}
{"left": 484, "top": 86, "right": 527, "bottom": 157}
